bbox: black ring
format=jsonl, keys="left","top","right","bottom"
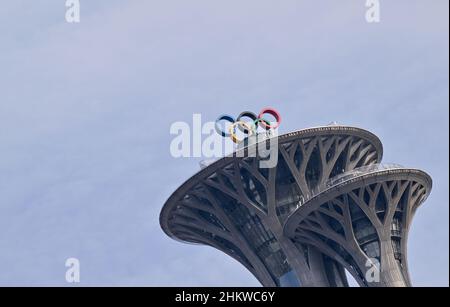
{"left": 236, "top": 111, "right": 257, "bottom": 134}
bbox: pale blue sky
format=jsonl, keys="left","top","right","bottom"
{"left": 0, "top": 0, "right": 448, "bottom": 286}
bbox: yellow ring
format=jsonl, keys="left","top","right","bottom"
{"left": 229, "top": 121, "right": 254, "bottom": 143}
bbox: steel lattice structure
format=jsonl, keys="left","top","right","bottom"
{"left": 160, "top": 126, "right": 432, "bottom": 287}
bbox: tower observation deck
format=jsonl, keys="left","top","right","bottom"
{"left": 160, "top": 125, "right": 432, "bottom": 287}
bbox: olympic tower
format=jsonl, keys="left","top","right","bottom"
{"left": 160, "top": 110, "right": 432, "bottom": 287}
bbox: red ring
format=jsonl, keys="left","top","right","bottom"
{"left": 258, "top": 107, "right": 281, "bottom": 129}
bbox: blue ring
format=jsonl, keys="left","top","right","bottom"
{"left": 215, "top": 115, "right": 235, "bottom": 137}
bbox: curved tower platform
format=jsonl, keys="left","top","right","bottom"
{"left": 160, "top": 125, "right": 431, "bottom": 287}
{"left": 284, "top": 166, "right": 431, "bottom": 286}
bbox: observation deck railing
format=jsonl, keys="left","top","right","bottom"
{"left": 294, "top": 163, "right": 405, "bottom": 210}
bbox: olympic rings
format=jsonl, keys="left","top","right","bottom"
{"left": 215, "top": 108, "right": 281, "bottom": 143}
